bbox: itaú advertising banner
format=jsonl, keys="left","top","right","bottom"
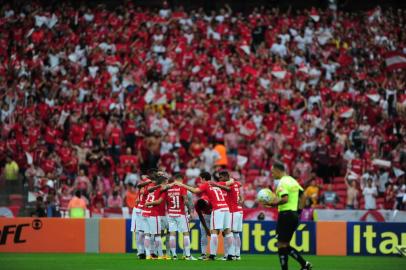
{"left": 125, "top": 220, "right": 316, "bottom": 254}
{"left": 317, "top": 210, "right": 406, "bottom": 222}
{"left": 347, "top": 222, "right": 406, "bottom": 256}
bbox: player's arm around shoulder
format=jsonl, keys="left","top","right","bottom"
{"left": 211, "top": 181, "right": 231, "bottom": 191}
{"left": 175, "top": 181, "right": 201, "bottom": 194}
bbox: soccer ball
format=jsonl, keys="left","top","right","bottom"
{"left": 256, "top": 188, "right": 275, "bottom": 204}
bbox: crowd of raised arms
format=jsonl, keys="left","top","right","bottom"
{"left": 0, "top": 1, "right": 405, "bottom": 216}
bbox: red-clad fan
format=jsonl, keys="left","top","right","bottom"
{"left": 176, "top": 171, "right": 235, "bottom": 260}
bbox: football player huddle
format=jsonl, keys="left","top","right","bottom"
{"left": 130, "top": 169, "right": 243, "bottom": 260}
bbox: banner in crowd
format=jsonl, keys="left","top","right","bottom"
{"left": 316, "top": 210, "right": 406, "bottom": 222}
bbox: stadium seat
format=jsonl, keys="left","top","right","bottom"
{"left": 9, "top": 194, "right": 24, "bottom": 207}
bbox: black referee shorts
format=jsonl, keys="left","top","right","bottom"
{"left": 276, "top": 210, "right": 299, "bottom": 243}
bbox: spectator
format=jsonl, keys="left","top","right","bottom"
{"left": 73, "top": 169, "right": 92, "bottom": 198}
{"left": 67, "top": 190, "right": 87, "bottom": 218}
{"left": 91, "top": 191, "right": 106, "bottom": 214}
{"left": 363, "top": 179, "right": 378, "bottom": 210}
{"left": 124, "top": 183, "right": 138, "bottom": 209}
{"left": 254, "top": 170, "right": 270, "bottom": 191}
{"left": 46, "top": 191, "right": 61, "bottom": 217}
{"left": 3, "top": 155, "right": 20, "bottom": 193}
{"left": 185, "top": 159, "right": 201, "bottom": 186}
{"left": 107, "top": 190, "right": 123, "bottom": 208}
{"left": 345, "top": 177, "right": 359, "bottom": 209}
{"left": 300, "top": 199, "right": 315, "bottom": 221}
{"left": 395, "top": 178, "right": 405, "bottom": 210}
{"left": 304, "top": 179, "right": 320, "bottom": 207}
{"left": 383, "top": 183, "right": 396, "bottom": 210}
{"left": 257, "top": 212, "right": 265, "bottom": 221}
{"left": 58, "top": 185, "right": 72, "bottom": 212}
{"left": 319, "top": 184, "right": 340, "bottom": 208}
{"left": 124, "top": 165, "right": 140, "bottom": 186}
{"left": 214, "top": 142, "right": 228, "bottom": 169}
{"left": 31, "top": 196, "right": 46, "bottom": 217}
{"left": 200, "top": 142, "right": 220, "bottom": 173}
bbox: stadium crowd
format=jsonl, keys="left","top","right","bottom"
{"left": 0, "top": 1, "right": 405, "bottom": 217}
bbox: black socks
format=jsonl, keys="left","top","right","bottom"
{"left": 278, "top": 247, "right": 289, "bottom": 270}
{"left": 288, "top": 246, "right": 306, "bottom": 267}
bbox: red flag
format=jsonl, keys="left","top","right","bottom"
{"left": 384, "top": 51, "right": 406, "bottom": 71}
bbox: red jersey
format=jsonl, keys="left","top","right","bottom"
{"left": 219, "top": 181, "right": 242, "bottom": 213}
{"left": 198, "top": 182, "right": 229, "bottom": 210}
{"left": 137, "top": 180, "right": 151, "bottom": 209}
{"left": 143, "top": 185, "right": 166, "bottom": 217}
{"left": 165, "top": 184, "right": 187, "bottom": 216}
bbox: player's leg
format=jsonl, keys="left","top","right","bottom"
{"left": 144, "top": 217, "right": 153, "bottom": 259}
{"left": 167, "top": 217, "right": 178, "bottom": 259}
{"left": 160, "top": 216, "right": 170, "bottom": 259}
{"left": 181, "top": 215, "right": 196, "bottom": 260}
{"left": 286, "top": 212, "right": 312, "bottom": 270}
{"left": 276, "top": 213, "right": 290, "bottom": 270}
{"left": 222, "top": 231, "right": 229, "bottom": 259}
{"left": 208, "top": 210, "right": 222, "bottom": 259}
{"left": 199, "top": 214, "right": 210, "bottom": 259}
{"left": 130, "top": 208, "right": 139, "bottom": 256}
{"left": 153, "top": 216, "right": 164, "bottom": 258}
{"left": 165, "top": 231, "right": 171, "bottom": 258}
{"left": 223, "top": 210, "right": 235, "bottom": 260}
{"left": 135, "top": 210, "right": 146, "bottom": 258}
{"left": 233, "top": 211, "right": 243, "bottom": 260}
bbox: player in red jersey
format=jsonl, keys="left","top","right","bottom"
{"left": 143, "top": 172, "right": 168, "bottom": 260}
{"left": 216, "top": 171, "right": 243, "bottom": 260}
{"left": 194, "top": 188, "right": 212, "bottom": 260}
{"left": 130, "top": 175, "right": 152, "bottom": 259}
{"left": 147, "top": 174, "right": 195, "bottom": 260}
{"left": 176, "top": 171, "right": 235, "bottom": 260}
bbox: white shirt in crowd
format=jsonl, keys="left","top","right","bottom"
{"left": 200, "top": 147, "right": 220, "bottom": 173}
{"left": 124, "top": 172, "right": 140, "bottom": 186}
{"left": 270, "top": 42, "right": 287, "bottom": 58}
{"left": 363, "top": 186, "right": 377, "bottom": 210}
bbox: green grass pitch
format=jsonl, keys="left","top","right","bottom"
{"left": 0, "top": 254, "right": 405, "bottom": 270}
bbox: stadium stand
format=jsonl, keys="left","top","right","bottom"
{"left": 0, "top": 0, "right": 405, "bottom": 217}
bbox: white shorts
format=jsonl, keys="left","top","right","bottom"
{"left": 131, "top": 208, "right": 147, "bottom": 232}
{"left": 210, "top": 208, "right": 231, "bottom": 231}
{"left": 145, "top": 216, "right": 161, "bottom": 235}
{"left": 160, "top": 216, "right": 168, "bottom": 231}
{"left": 168, "top": 215, "right": 190, "bottom": 233}
{"left": 230, "top": 211, "right": 243, "bottom": 232}
{"left": 200, "top": 214, "right": 211, "bottom": 238}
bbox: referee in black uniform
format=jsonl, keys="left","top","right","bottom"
{"left": 267, "top": 162, "right": 312, "bottom": 270}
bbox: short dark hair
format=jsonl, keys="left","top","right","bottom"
{"left": 199, "top": 171, "right": 211, "bottom": 181}
{"left": 173, "top": 173, "right": 183, "bottom": 180}
{"left": 212, "top": 171, "right": 220, "bottom": 181}
{"left": 196, "top": 198, "right": 209, "bottom": 209}
{"left": 273, "top": 161, "right": 285, "bottom": 172}
{"left": 219, "top": 170, "right": 230, "bottom": 179}
{"left": 75, "top": 190, "right": 81, "bottom": 198}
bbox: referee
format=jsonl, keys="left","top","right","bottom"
{"left": 267, "top": 162, "right": 312, "bottom": 270}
